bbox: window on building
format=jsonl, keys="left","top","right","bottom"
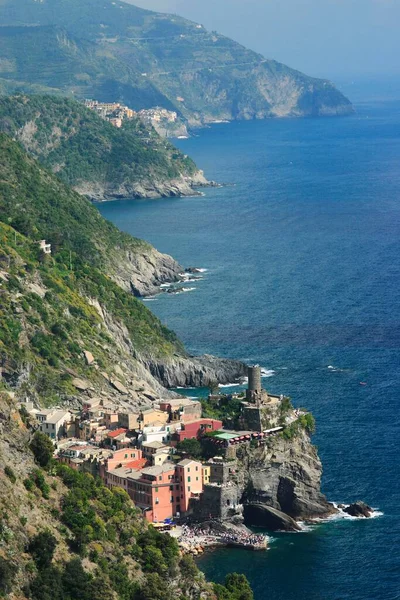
{"left": 180, "top": 494, "right": 183, "bottom": 499}
{"left": 159, "top": 476, "right": 162, "bottom": 481}
{"left": 196, "top": 477, "right": 199, "bottom": 481}
{"left": 170, "top": 497, "right": 173, "bottom": 503}
{"left": 188, "top": 476, "right": 191, "bottom": 482}
{"left": 155, "top": 487, "right": 159, "bottom": 492}
{"left": 155, "top": 498, "right": 159, "bottom": 504}
{"left": 188, "top": 486, "right": 191, "bottom": 492}
{"left": 195, "top": 466, "right": 198, "bottom": 471}
{"left": 170, "top": 485, "right": 173, "bottom": 491}
{"left": 187, "top": 467, "right": 190, "bottom": 472}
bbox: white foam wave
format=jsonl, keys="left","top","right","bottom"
{"left": 317, "top": 503, "right": 383, "bottom": 523}
{"left": 143, "top": 298, "right": 157, "bottom": 302}
{"left": 218, "top": 383, "right": 241, "bottom": 388}
{"left": 261, "top": 369, "right": 275, "bottom": 378}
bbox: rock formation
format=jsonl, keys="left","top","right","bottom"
{"left": 145, "top": 354, "right": 248, "bottom": 388}
{"left": 344, "top": 501, "right": 373, "bottom": 518}
{"left": 237, "top": 431, "right": 337, "bottom": 525}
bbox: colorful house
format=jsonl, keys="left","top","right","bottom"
{"left": 175, "top": 418, "right": 223, "bottom": 442}
{"left": 127, "top": 463, "right": 179, "bottom": 523}
{"left": 176, "top": 459, "right": 203, "bottom": 513}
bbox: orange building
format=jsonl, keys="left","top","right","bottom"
{"left": 127, "top": 463, "right": 180, "bottom": 522}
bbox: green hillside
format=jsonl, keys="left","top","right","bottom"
{"left": 0, "top": 95, "right": 199, "bottom": 200}
{"left": 0, "top": 133, "right": 187, "bottom": 400}
{"left": 0, "top": 0, "right": 353, "bottom": 124}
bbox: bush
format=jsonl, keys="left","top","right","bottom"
{"left": 0, "top": 556, "right": 17, "bottom": 596}
{"left": 4, "top": 465, "right": 16, "bottom": 483}
{"left": 179, "top": 554, "right": 198, "bottom": 580}
{"left": 176, "top": 438, "right": 202, "bottom": 459}
{"left": 28, "top": 530, "right": 57, "bottom": 570}
{"left": 24, "top": 478, "right": 34, "bottom": 491}
{"left": 30, "top": 431, "right": 54, "bottom": 467}
{"left": 31, "top": 469, "right": 50, "bottom": 498}
{"left": 214, "top": 573, "right": 254, "bottom": 600}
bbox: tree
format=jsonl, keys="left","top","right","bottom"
{"left": 176, "top": 438, "right": 202, "bottom": 459}
{"left": 208, "top": 380, "right": 219, "bottom": 395}
{"left": 0, "top": 557, "right": 17, "bottom": 596}
{"left": 62, "top": 558, "right": 92, "bottom": 600}
{"left": 136, "top": 573, "right": 174, "bottom": 600}
{"left": 28, "top": 531, "right": 57, "bottom": 570}
{"left": 30, "top": 431, "right": 54, "bottom": 468}
{"left": 28, "top": 566, "right": 63, "bottom": 600}
{"left": 179, "top": 555, "right": 198, "bottom": 580}
{"left": 224, "top": 573, "right": 253, "bottom": 600}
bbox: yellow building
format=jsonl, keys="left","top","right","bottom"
{"left": 202, "top": 465, "right": 211, "bottom": 485}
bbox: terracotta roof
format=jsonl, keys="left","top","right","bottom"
{"left": 108, "top": 428, "right": 128, "bottom": 438}
{"left": 125, "top": 458, "right": 148, "bottom": 470}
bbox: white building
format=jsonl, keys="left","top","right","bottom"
{"left": 39, "top": 410, "right": 73, "bottom": 440}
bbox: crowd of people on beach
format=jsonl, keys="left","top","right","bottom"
{"left": 179, "top": 524, "right": 266, "bottom": 548}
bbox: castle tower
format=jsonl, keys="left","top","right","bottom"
{"left": 246, "top": 365, "right": 263, "bottom": 404}
{"left": 248, "top": 365, "right": 261, "bottom": 394}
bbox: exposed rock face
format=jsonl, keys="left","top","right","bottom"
{"left": 145, "top": 354, "right": 248, "bottom": 388}
{"left": 75, "top": 170, "right": 211, "bottom": 202}
{"left": 344, "top": 501, "right": 373, "bottom": 518}
{"left": 234, "top": 431, "right": 337, "bottom": 528}
{"left": 243, "top": 504, "right": 302, "bottom": 532}
{"left": 109, "top": 244, "right": 184, "bottom": 298}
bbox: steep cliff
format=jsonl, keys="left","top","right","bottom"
{"left": 0, "top": 95, "right": 207, "bottom": 202}
{"left": 0, "top": 0, "right": 353, "bottom": 124}
{"left": 236, "top": 431, "right": 336, "bottom": 526}
{"left": 0, "top": 132, "right": 185, "bottom": 297}
{"left": 146, "top": 354, "right": 247, "bottom": 388}
{"left": 0, "top": 134, "right": 246, "bottom": 409}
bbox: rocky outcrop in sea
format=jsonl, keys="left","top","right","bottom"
{"left": 145, "top": 354, "right": 248, "bottom": 388}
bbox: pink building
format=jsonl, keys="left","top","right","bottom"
{"left": 127, "top": 463, "right": 179, "bottom": 523}
{"left": 175, "top": 418, "right": 223, "bottom": 442}
{"left": 176, "top": 459, "right": 203, "bottom": 512}
{"left": 100, "top": 448, "right": 144, "bottom": 480}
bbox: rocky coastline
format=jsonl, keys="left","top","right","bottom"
{"left": 145, "top": 354, "right": 248, "bottom": 388}
{"left": 77, "top": 170, "right": 220, "bottom": 203}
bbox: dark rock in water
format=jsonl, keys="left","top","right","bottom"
{"left": 243, "top": 504, "right": 302, "bottom": 532}
{"left": 344, "top": 501, "right": 373, "bottom": 518}
{"left": 145, "top": 353, "right": 247, "bottom": 387}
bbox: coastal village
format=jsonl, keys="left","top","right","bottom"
{"left": 83, "top": 99, "right": 186, "bottom": 137}
{"left": 20, "top": 366, "right": 304, "bottom": 552}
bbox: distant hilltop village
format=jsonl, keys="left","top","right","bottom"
{"left": 20, "top": 366, "right": 307, "bottom": 529}
{"left": 83, "top": 99, "right": 187, "bottom": 137}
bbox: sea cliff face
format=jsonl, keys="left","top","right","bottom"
{"left": 75, "top": 170, "right": 210, "bottom": 202}
{"left": 236, "top": 431, "right": 335, "bottom": 524}
{"left": 145, "top": 354, "right": 248, "bottom": 388}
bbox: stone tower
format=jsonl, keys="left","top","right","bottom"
{"left": 246, "top": 365, "right": 262, "bottom": 404}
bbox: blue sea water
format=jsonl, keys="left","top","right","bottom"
{"left": 98, "top": 89, "right": 400, "bottom": 600}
